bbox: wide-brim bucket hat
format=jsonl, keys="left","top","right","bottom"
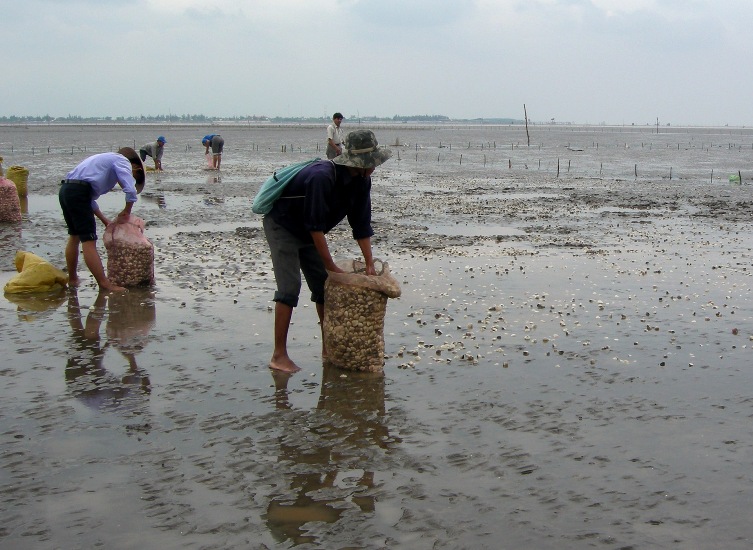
{"left": 333, "top": 129, "right": 392, "bottom": 169}
{"left": 117, "top": 146, "right": 146, "bottom": 187}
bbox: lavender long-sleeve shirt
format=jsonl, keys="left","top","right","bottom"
{"left": 65, "top": 152, "right": 139, "bottom": 211}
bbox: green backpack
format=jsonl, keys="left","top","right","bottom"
{"left": 252, "top": 158, "right": 322, "bottom": 215}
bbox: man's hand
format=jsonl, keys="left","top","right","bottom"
{"left": 94, "top": 208, "right": 110, "bottom": 226}
{"left": 326, "top": 262, "right": 346, "bottom": 274}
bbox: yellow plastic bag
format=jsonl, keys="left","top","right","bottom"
{"left": 6, "top": 166, "right": 29, "bottom": 197}
{"left": 4, "top": 251, "right": 68, "bottom": 294}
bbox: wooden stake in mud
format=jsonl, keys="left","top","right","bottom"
{"left": 524, "top": 104, "right": 530, "bottom": 146}
{"left": 635, "top": 164, "right": 638, "bottom": 179}
{"left": 557, "top": 158, "right": 560, "bottom": 178}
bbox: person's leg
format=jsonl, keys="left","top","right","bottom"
{"left": 65, "top": 235, "right": 82, "bottom": 285}
{"left": 271, "top": 301, "right": 300, "bottom": 373}
{"left": 212, "top": 137, "right": 223, "bottom": 170}
{"left": 264, "top": 216, "right": 304, "bottom": 372}
{"left": 316, "top": 302, "right": 325, "bottom": 357}
{"left": 60, "top": 181, "right": 104, "bottom": 287}
{"left": 81, "top": 239, "right": 125, "bottom": 292}
{"left": 300, "top": 245, "right": 328, "bottom": 358}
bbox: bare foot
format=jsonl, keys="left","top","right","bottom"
{"left": 67, "top": 276, "right": 81, "bottom": 287}
{"left": 100, "top": 282, "right": 127, "bottom": 292}
{"left": 269, "top": 355, "right": 301, "bottom": 373}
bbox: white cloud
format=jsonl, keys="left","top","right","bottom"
{"left": 2, "top": 0, "right": 753, "bottom": 125}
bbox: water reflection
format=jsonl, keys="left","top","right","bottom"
{"left": 265, "top": 367, "right": 399, "bottom": 545}
{"left": 5, "top": 288, "right": 66, "bottom": 321}
{"left": 64, "top": 288, "right": 155, "bottom": 412}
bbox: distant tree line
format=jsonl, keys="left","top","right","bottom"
{"left": 0, "top": 113, "right": 524, "bottom": 124}
{"left": 391, "top": 115, "right": 450, "bottom": 122}
{"left": 0, "top": 114, "right": 264, "bottom": 123}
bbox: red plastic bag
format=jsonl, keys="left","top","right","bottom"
{"left": 103, "top": 216, "right": 155, "bottom": 287}
{"left": 0, "top": 177, "right": 21, "bottom": 222}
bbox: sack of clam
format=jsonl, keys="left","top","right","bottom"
{"left": 323, "top": 259, "right": 401, "bottom": 372}
{"left": 0, "top": 177, "right": 22, "bottom": 222}
{"left": 0, "top": 159, "right": 22, "bottom": 223}
{"left": 103, "top": 216, "right": 155, "bottom": 287}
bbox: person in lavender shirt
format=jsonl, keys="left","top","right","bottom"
{"left": 58, "top": 147, "right": 145, "bottom": 292}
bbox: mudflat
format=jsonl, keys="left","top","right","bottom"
{"left": 1, "top": 124, "right": 752, "bottom": 549}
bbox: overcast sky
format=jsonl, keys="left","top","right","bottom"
{"left": 4, "top": 0, "right": 752, "bottom": 126}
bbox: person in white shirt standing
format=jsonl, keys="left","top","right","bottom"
{"left": 326, "top": 112, "right": 344, "bottom": 159}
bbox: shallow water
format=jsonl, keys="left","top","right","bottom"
{"left": 1, "top": 124, "right": 752, "bottom": 549}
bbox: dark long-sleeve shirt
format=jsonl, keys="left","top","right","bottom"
{"left": 269, "top": 160, "right": 373, "bottom": 243}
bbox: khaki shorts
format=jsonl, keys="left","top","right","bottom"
{"left": 263, "top": 216, "right": 327, "bottom": 307}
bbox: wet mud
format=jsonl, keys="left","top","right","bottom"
{"left": 1, "top": 124, "right": 752, "bottom": 549}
